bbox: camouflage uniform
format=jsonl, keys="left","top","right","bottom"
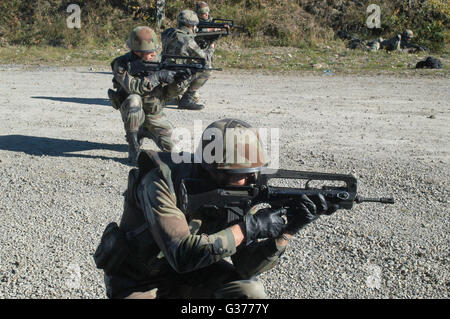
{"left": 99, "top": 150, "right": 285, "bottom": 298}
{"left": 380, "top": 34, "right": 401, "bottom": 51}
{"left": 161, "top": 10, "right": 213, "bottom": 109}
{"left": 95, "top": 119, "right": 288, "bottom": 299}
{"left": 109, "top": 26, "right": 186, "bottom": 163}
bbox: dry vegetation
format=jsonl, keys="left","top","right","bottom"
{"left": 0, "top": 0, "right": 448, "bottom": 71}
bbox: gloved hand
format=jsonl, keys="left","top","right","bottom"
{"left": 284, "top": 194, "right": 338, "bottom": 235}
{"left": 174, "top": 68, "right": 194, "bottom": 82}
{"left": 154, "top": 70, "right": 177, "bottom": 84}
{"left": 244, "top": 208, "right": 287, "bottom": 245}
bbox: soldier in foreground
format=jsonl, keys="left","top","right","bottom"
{"left": 161, "top": 10, "right": 213, "bottom": 110}
{"left": 94, "top": 118, "right": 337, "bottom": 298}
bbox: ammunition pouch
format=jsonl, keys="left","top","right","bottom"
{"left": 94, "top": 222, "right": 131, "bottom": 276}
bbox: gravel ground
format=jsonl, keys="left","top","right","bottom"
{"left": 0, "top": 65, "right": 448, "bottom": 299}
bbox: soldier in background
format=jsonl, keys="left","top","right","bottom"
{"left": 196, "top": 1, "right": 213, "bottom": 23}
{"left": 161, "top": 10, "right": 213, "bottom": 110}
{"left": 194, "top": 1, "right": 228, "bottom": 51}
{"left": 93, "top": 118, "right": 338, "bottom": 298}
{"left": 108, "top": 26, "right": 191, "bottom": 164}
{"left": 400, "top": 29, "right": 427, "bottom": 52}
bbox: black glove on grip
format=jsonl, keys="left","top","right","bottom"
{"left": 244, "top": 208, "right": 287, "bottom": 245}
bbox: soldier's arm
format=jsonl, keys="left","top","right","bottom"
{"left": 136, "top": 167, "right": 239, "bottom": 274}
{"left": 113, "top": 60, "right": 160, "bottom": 96}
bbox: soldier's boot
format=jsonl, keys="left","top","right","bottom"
{"left": 178, "top": 91, "right": 204, "bottom": 111}
{"left": 125, "top": 131, "right": 140, "bottom": 164}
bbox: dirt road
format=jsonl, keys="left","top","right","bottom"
{"left": 0, "top": 65, "right": 448, "bottom": 298}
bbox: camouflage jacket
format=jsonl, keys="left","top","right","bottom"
{"left": 161, "top": 26, "right": 212, "bottom": 66}
{"left": 111, "top": 51, "right": 184, "bottom": 114}
{"left": 119, "top": 150, "right": 286, "bottom": 278}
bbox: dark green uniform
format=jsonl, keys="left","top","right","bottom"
{"left": 161, "top": 26, "right": 212, "bottom": 96}
{"left": 99, "top": 150, "right": 286, "bottom": 298}
{"left": 111, "top": 51, "right": 185, "bottom": 152}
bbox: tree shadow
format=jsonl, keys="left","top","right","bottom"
{"left": 31, "top": 96, "right": 111, "bottom": 107}
{"left": 0, "top": 135, "right": 130, "bottom": 165}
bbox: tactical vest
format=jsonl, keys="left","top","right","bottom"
{"left": 118, "top": 151, "right": 200, "bottom": 268}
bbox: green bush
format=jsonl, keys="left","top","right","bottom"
{"left": 0, "top": 0, "right": 447, "bottom": 52}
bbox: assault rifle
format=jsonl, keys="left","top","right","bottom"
{"left": 195, "top": 19, "right": 244, "bottom": 49}
{"left": 180, "top": 169, "right": 394, "bottom": 224}
{"left": 128, "top": 54, "right": 222, "bottom": 77}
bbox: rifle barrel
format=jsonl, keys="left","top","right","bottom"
{"left": 355, "top": 196, "right": 395, "bottom": 204}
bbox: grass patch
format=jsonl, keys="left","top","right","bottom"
{"left": 1, "top": 42, "right": 448, "bottom": 77}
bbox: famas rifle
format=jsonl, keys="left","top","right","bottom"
{"left": 180, "top": 169, "right": 394, "bottom": 225}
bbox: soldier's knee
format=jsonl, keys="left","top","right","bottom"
{"left": 123, "top": 94, "right": 143, "bottom": 109}
{"left": 214, "top": 278, "right": 268, "bottom": 299}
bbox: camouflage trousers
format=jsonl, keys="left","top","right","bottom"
{"left": 105, "top": 259, "right": 267, "bottom": 299}
{"left": 120, "top": 94, "right": 174, "bottom": 152}
{"left": 186, "top": 70, "right": 211, "bottom": 93}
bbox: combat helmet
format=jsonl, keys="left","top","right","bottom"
{"left": 198, "top": 119, "right": 268, "bottom": 176}
{"left": 126, "top": 26, "right": 160, "bottom": 52}
{"left": 177, "top": 9, "right": 199, "bottom": 28}
{"left": 403, "top": 29, "right": 414, "bottom": 39}
{"left": 195, "top": 2, "right": 210, "bottom": 15}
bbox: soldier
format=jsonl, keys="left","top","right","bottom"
{"left": 380, "top": 34, "right": 401, "bottom": 51}
{"left": 400, "top": 29, "right": 427, "bottom": 52}
{"left": 196, "top": 1, "right": 213, "bottom": 23}
{"left": 195, "top": 2, "right": 228, "bottom": 50}
{"left": 94, "top": 118, "right": 337, "bottom": 298}
{"left": 161, "top": 10, "right": 213, "bottom": 111}
{"left": 108, "top": 26, "right": 191, "bottom": 164}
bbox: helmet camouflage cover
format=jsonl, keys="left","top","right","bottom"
{"left": 199, "top": 119, "right": 268, "bottom": 174}
{"left": 178, "top": 9, "right": 199, "bottom": 27}
{"left": 403, "top": 29, "right": 414, "bottom": 38}
{"left": 195, "top": 2, "right": 210, "bottom": 14}
{"left": 127, "top": 26, "right": 160, "bottom": 52}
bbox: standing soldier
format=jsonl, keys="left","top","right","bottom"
{"left": 161, "top": 10, "right": 213, "bottom": 110}
{"left": 108, "top": 26, "right": 190, "bottom": 164}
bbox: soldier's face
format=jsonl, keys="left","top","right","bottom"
{"left": 199, "top": 13, "right": 209, "bottom": 20}
{"left": 135, "top": 51, "right": 157, "bottom": 61}
{"left": 213, "top": 172, "right": 255, "bottom": 186}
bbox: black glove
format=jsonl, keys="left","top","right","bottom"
{"left": 244, "top": 208, "right": 287, "bottom": 245}
{"left": 155, "top": 70, "right": 177, "bottom": 84}
{"left": 284, "top": 194, "right": 338, "bottom": 235}
{"left": 174, "top": 68, "right": 194, "bottom": 82}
